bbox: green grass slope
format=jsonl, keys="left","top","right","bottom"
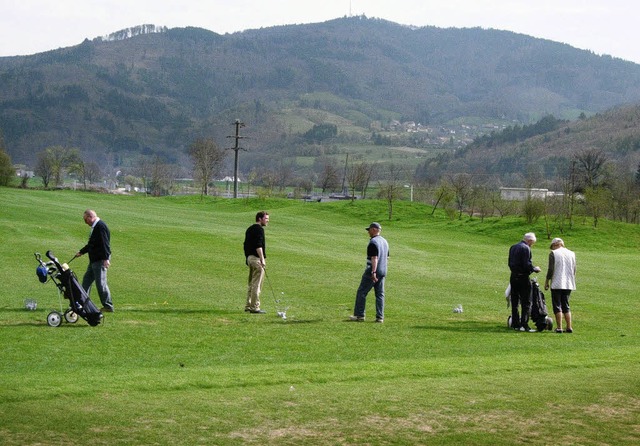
{"left": 0, "top": 188, "right": 638, "bottom": 445}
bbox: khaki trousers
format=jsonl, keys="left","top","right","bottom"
{"left": 245, "top": 255, "right": 264, "bottom": 310}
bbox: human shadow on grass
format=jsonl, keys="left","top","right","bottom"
{"left": 0, "top": 318, "right": 93, "bottom": 328}
{"left": 412, "top": 320, "right": 515, "bottom": 333}
{"left": 0, "top": 308, "right": 63, "bottom": 327}
{"left": 124, "top": 307, "right": 323, "bottom": 324}
{"left": 271, "top": 318, "right": 322, "bottom": 324}
{"left": 124, "top": 307, "right": 227, "bottom": 315}
{"left": 0, "top": 320, "right": 47, "bottom": 327}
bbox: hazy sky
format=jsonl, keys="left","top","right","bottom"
{"left": 1, "top": 0, "right": 638, "bottom": 63}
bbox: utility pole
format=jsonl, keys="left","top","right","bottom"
{"left": 226, "top": 119, "right": 245, "bottom": 198}
{"left": 341, "top": 153, "right": 349, "bottom": 195}
{"left": 569, "top": 159, "right": 576, "bottom": 229}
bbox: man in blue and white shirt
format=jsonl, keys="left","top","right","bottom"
{"left": 350, "top": 222, "right": 389, "bottom": 323}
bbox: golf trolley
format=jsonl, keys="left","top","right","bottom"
{"left": 506, "top": 277, "right": 554, "bottom": 332}
{"left": 34, "top": 251, "right": 103, "bottom": 327}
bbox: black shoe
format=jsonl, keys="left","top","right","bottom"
{"left": 100, "top": 307, "right": 114, "bottom": 313}
{"left": 249, "top": 309, "right": 266, "bottom": 314}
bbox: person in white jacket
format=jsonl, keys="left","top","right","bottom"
{"left": 544, "top": 238, "right": 576, "bottom": 333}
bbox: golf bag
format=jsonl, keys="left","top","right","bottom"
{"left": 35, "top": 251, "right": 103, "bottom": 327}
{"left": 530, "top": 278, "right": 553, "bottom": 332}
{"left": 506, "top": 277, "right": 553, "bottom": 331}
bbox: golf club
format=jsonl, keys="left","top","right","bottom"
{"left": 264, "top": 268, "right": 287, "bottom": 319}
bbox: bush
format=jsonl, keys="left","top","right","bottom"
{"left": 522, "top": 196, "right": 545, "bottom": 223}
{"left": 0, "top": 149, "right": 14, "bottom": 187}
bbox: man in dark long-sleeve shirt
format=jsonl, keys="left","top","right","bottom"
{"left": 243, "top": 211, "right": 269, "bottom": 314}
{"left": 508, "top": 232, "right": 541, "bottom": 332}
{"left": 75, "top": 209, "right": 114, "bottom": 312}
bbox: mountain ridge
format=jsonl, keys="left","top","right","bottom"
{"left": 2, "top": 16, "right": 640, "bottom": 177}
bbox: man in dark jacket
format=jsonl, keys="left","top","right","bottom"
{"left": 508, "top": 232, "right": 541, "bottom": 332}
{"left": 75, "top": 209, "right": 113, "bottom": 312}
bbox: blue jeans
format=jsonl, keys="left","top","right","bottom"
{"left": 82, "top": 261, "right": 113, "bottom": 310}
{"left": 354, "top": 271, "right": 385, "bottom": 320}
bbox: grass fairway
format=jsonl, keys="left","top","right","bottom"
{"left": 1, "top": 188, "right": 638, "bottom": 445}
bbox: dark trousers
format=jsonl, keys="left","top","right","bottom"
{"left": 510, "top": 276, "right": 531, "bottom": 329}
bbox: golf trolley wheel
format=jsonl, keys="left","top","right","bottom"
{"left": 47, "top": 311, "right": 63, "bottom": 327}
{"left": 64, "top": 309, "right": 79, "bottom": 324}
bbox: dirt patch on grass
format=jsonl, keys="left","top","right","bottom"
{"left": 583, "top": 393, "right": 640, "bottom": 419}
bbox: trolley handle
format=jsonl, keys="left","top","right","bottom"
{"left": 45, "top": 250, "right": 64, "bottom": 272}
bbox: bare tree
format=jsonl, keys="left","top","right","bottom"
{"left": 65, "top": 149, "right": 89, "bottom": 189}
{"left": 134, "top": 156, "right": 152, "bottom": 195}
{"left": 377, "top": 164, "right": 407, "bottom": 221}
{"left": 359, "top": 161, "right": 375, "bottom": 199}
{"left": 430, "top": 180, "right": 455, "bottom": 215}
{"left": 257, "top": 168, "right": 277, "bottom": 197}
{"left": 142, "top": 155, "right": 176, "bottom": 196}
{"left": 83, "top": 162, "right": 103, "bottom": 188}
{"left": 609, "top": 167, "right": 640, "bottom": 223}
{"left": 574, "top": 149, "right": 608, "bottom": 190}
{"left": 347, "top": 160, "right": 375, "bottom": 200}
{"left": 318, "top": 159, "right": 340, "bottom": 195}
{"left": 448, "top": 173, "right": 473, "bottom": 219}
{"left": 473, "top": 185, "right": 494, "bottom": 221}
{"left": 188, "top": 138, "right": 226, "bottom": 197}
{"left": 35, "top": 146, "right": 78, "bottom": 187}
{"left": 584, "top": 186, "right": 611, "bottom": 228}
{"left": 275, "top": 160, "right": 295, "bottom": 192}
{"left": 34, "top": 151, "right": 55, "bottom": 188}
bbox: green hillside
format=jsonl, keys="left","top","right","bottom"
{"left": 3, "top": 16, "right": 640, "bottom": 177}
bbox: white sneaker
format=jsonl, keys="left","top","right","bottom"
{"left": 349, "top": 315, "right": 365, "bottom": 322}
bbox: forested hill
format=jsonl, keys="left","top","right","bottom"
{"left": 416, "top": 104, "right": 640, "bottom": 187}
{"left": 2, "top": 16, "right": 640, "bottom": 167}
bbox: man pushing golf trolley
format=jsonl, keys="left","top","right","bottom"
{"left": 34, "top": 251, "right": 103, "bottom": 327}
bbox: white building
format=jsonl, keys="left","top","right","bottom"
{"left": 500, "top": 187, "right": 551, "bottom": 201}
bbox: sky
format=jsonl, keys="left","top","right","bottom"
{"left": 1, "top": 0, "right": 639, "bottom": 64}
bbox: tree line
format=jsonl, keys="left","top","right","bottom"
{"left": 2, "top": 125, "right": 638, "bottom": 226}
{"left": 415, "top": 149, "right": 640, "bottom": 227}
